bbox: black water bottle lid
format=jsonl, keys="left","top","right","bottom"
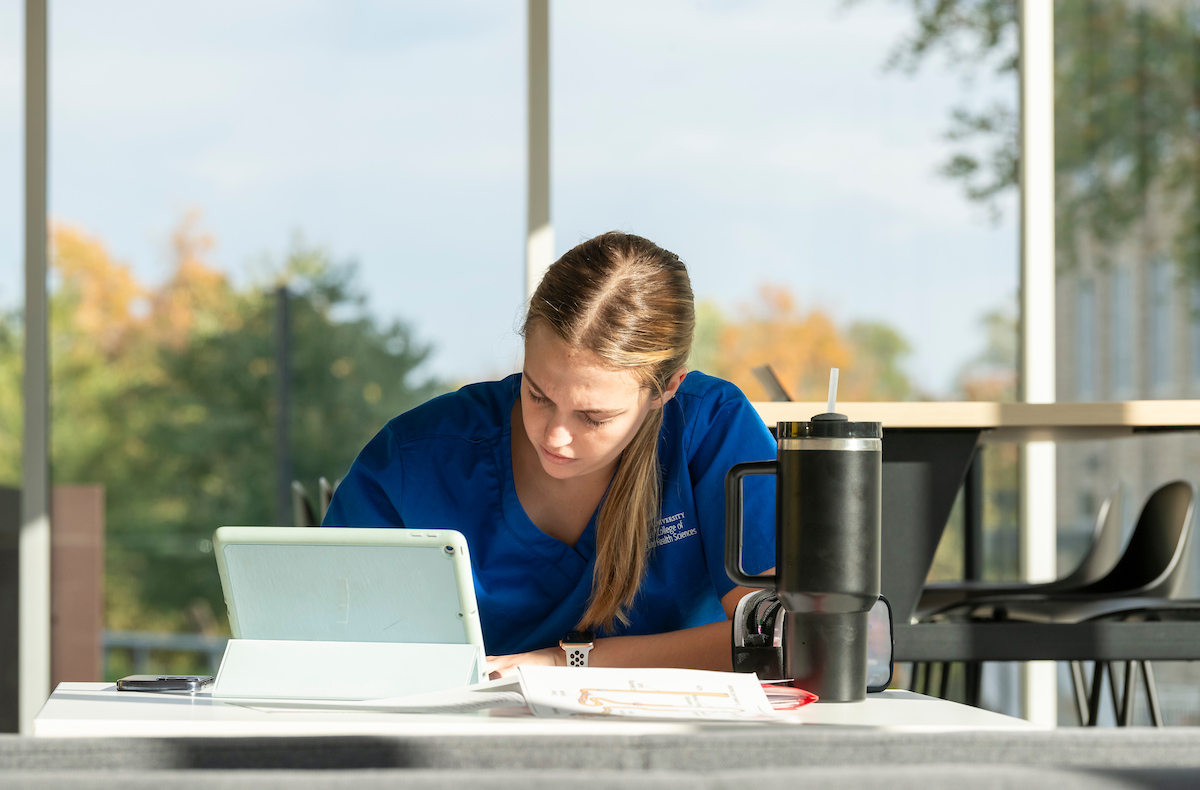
{"left": 778, "top": 413, "right": 882, "bottom": 439}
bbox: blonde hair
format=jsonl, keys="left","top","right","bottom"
{"left": 523, "top": 231, "right": 695, "bottom": 631}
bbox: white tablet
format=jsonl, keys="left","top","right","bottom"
{"left": 213, "top": 526, "right": 483, "bottom": 647}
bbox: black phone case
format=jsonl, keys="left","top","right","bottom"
{"left": 116, "top": 675, "right": 213, "bottom": 692}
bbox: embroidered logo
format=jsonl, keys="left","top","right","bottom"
{"left": 653, "top": 512, "right": 697, "bottom": 548}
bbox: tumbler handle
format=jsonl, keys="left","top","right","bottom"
{"left": 725, "top": 460, "right": 778, "bottom": 589}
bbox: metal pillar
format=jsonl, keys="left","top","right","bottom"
{"left": 1018, "top": 0, "right": 1058, "bottom": 729}
{"left": 20, "top": 0, "right": 51, "bottom": 735}
{"left": 525, "top": 0, "right": 553, "bottom": 301}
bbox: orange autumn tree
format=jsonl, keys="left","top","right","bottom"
{"left": 49, "top": 220, "right": 237, "bottom": 487}
{"left": 700, "top": 284, "right": 914, "bottom": 402}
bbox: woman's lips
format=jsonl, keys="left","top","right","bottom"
{"left": 540, "top": 445, "right": 575, "bottom": 465}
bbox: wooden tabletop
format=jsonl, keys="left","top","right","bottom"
{"left": 751, "top": 401, "right": 1200, "bottom": 443}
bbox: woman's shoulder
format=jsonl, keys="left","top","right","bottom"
{"left": 384, "top": 373, "right": 519, "bottom": 446}
{"left": 666, "top": 370, "right": 772, "bottom": 460}
{"left": 672, "top": 370, "right": 753, "bottom": 414}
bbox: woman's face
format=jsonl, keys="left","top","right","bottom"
{"left": 520, "top": 324, "right": 660, "bottom": 482}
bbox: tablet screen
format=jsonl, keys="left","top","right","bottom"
{"left": 217, "top": 529, "right": 480, "bottom": 646}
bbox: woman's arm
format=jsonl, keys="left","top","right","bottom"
{"left": 485, "top": 575, "right": 771, "bottom": 677}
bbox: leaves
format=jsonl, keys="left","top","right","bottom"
{"left": 871, "top": 0, "right": 1200, "bottom": 279}
{"left": 697, "top": 284, "right": 915, "bottom": 401}
{"left": 0, "top": 215, "right": 446, "bottom": 633}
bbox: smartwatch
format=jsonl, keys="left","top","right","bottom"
{"left": 559, "top": 630, "right": 595, "bottom": 668}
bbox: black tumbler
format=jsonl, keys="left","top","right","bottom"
{"left": 726, "top": 413, "right": 882, "bottom": 702}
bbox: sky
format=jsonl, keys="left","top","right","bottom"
{"left": 0, "top": 0, "right": 1018, "bottom": 396}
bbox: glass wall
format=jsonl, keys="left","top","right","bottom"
{"left": 35, "top": 0, "right": 1027, "bottom": 678}
{"left": 1054, "top": 0, "right": 1200, "bottom": 725}
{"left": 39, "top": 1, "right": 1199, "bottom": 722}
{"left": 46, "top": 1, "right": 522, "bottom": 676}
{"left": 554, "top": 0, "right": 1024, "bottom": 597}
{"left": 555, "top": 0, "right": 1017, "bottom": 405}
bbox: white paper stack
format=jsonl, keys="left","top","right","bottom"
{"left": 234, "top": 667, "right": 789, "bottom": 722}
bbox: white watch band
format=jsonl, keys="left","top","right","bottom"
{"left": 562, "top": 643, "right": 593, "bottom": 668}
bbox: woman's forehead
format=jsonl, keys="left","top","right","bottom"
{"left": 524, "top": 328, "right": 643, "bottom": 404}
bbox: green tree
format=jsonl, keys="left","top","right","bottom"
{"left": 870, "top": 0, "right": 1200, "bottom": 276}
{"left": 0, "top": 218, "right": 447, "bottom": 634}
{"left": 844, "top": 322, "right": 913, "bottom": 401}
{"left": 109, "top": 238, "right": 444, "bottom": 632}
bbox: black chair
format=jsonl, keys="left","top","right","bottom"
{"left": 912, "top": 487, "right": 1122, "bottom": 700}
{"left": 941, "top": 481, "right": 1195, "bottom": 622}
{"left": 916, "top": 487, "right": 1124, "bottom": 620}
{"left": 926, "top": 481, "right": 1196, "bottom": 724}
{"left": 291, "top": 480, "right": 317, "bottom": 526}
{"left": 291, "top": 477, "right": 339, "bottom": 527}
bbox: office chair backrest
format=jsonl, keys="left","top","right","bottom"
{"left": 1082, "top": 480, "right": 1195, "bottom": 597}
{"left": 291, "top": 480, "right": 318, "bottom": 527}
{"left": 1055, "top": 486, "right": 1123, "bottom": 589}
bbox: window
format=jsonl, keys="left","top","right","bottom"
{"left": 1075, "top": 278, "right": 1095, "bottom": 401}
{"left": 1149, "top": 259, "right": 1174, "bottom": 395}
{"left": 1110, "top": 268, "right": 1133, "bottom": 399}
{"left": 1191, "top": 283, "right": 1200, "bottom": 391}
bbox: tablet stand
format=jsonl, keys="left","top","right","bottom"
{"left": 211, "top": 639, "right": 485, "bottom": 701}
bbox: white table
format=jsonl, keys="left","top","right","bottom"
{"left": 35, "top": 682, "right": 1038, "bottom": 737}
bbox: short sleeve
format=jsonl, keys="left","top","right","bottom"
{"left": 322, "top": 424, "right": 406, "bottom": 527}
{"left": 685, "top": 380, "right": 776, "bottom": 600}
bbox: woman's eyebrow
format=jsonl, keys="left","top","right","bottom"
{"left": 524, "top": 372, "right": 549, "bottom": 399}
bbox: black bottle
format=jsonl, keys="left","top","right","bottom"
{"left": 726, "top": 413, "right": 882, "bottom": 702}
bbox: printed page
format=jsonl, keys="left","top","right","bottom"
{"left": 517, "top": 666, "right": 779, "bottom": 721}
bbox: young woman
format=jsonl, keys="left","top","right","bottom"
{"left": 323, "top": 231, "right": 777, "bottom": 675}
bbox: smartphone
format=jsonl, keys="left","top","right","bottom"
{"left": 116, "top": 675, "right": 214, "bottom": 693}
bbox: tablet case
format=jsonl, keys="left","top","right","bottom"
{"left": 212, "top": 639, "right": 485, "bottom": 700}
{"left": 214, "top": 526, "right": 483, "bottom": 646}
{"left": 211, "top": 526, "right": 485, "bottom": 701}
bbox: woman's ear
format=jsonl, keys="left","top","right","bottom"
{"left": 650, "top": 367, "right": 688, "bottom": 409}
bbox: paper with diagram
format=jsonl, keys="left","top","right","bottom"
{"left": 516, "top": 665, "right": 779, "bottom": 721}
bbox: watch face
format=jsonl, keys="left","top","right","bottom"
{"left": 563, "top": 630, "right": 594, "bottom": 644}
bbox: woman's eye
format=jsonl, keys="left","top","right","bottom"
{"left": 529, "top": 391, "right": 549, "bottom": 404}
{"left": 582, "top": 414, "right": 611, "bottom": 429}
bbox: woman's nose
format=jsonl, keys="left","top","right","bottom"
{"left": 543, "top": 415, "right": 571, "bottom": 447}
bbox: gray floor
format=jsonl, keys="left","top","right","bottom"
{"left": 4, "top": 730, "right": 1200, "bottom": 789}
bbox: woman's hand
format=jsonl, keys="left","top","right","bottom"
{"left": 485, "top": 646, "right": 564, "bottom": 679}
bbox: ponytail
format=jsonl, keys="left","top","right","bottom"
{"left": 578, "top": 406, "right": 663, "bottom": 630}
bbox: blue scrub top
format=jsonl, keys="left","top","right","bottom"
{"left": 323, "top": 370, "right": 777, "bottom": 656}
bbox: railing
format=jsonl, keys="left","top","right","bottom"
{"left": 103, "top": 630, "right": 228, "bottom": 677}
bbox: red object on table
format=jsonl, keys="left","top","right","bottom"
{"left": 761, "top": 683, "right": 819, "bottom": 710}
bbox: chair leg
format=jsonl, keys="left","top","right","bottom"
{"left": 1107, "top": 662, "right": 1125, "bottom": 724}
{"left": 964, "top": 661, "right": 982, "bottom": 708}
{"left": 911, "top": 662, "right": 925, "bottom": 693}
{"left": 1070, "top": 660, "right": 1090, "bottom": 726}
{"left": 1086, "top": 661, "right": 1105, "bottom": 727}
{"left": 1142, "top": 661, "right": 1164, "bottom": 727}
{"left": 936, "top": 662, "right": 952, "bottom": 699}
{"left": 1121, "top": 661, "right": 1138, "bottom": 727}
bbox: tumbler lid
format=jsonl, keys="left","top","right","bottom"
{"left": 777, "top": 414, "right": 882, "bottom": 439}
